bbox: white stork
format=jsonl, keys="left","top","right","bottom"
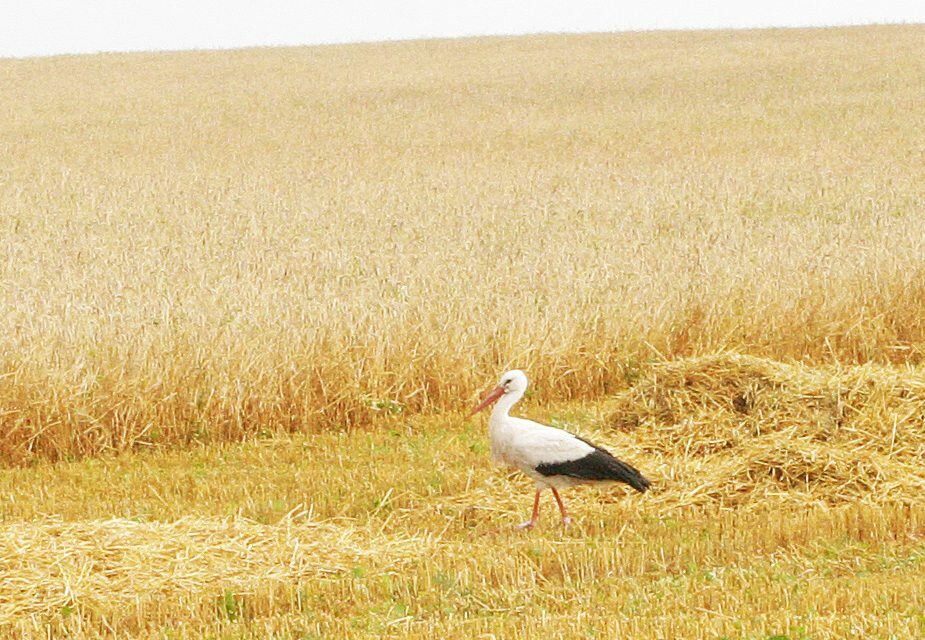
{"left": 472, "top": 369, "right": 650, "bottom": 529}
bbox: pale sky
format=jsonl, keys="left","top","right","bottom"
{"left": 2, "top": 1, "right": 924, "bottom": 59}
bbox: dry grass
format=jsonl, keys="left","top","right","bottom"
{"left": 0, "top": 514, "right": 431, "bottom": 628}
{"left": 3, "top": 506, "right": 923, "bottom": 639}
{"left": 2, "top": 25, "right": 925, "bottom": 461}
{"left": 609, "top": 353, "right": 925, "bottom": 507}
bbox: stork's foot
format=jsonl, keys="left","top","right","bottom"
{"left": 516, "top": 520, "right": 537, "bottom": 530}
{"left": 561, "top": 516, "right": 572, "bottom": 528}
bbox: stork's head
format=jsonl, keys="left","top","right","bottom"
{"left": 498, "top": 369, "right": 528, "bottom": 394}
{"left": 471, "top": 369, "right": 528, "bottom": 414}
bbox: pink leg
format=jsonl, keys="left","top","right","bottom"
{"left": 551, "top": 488, "right": 571, "bottom": 527}
{"left": 517, "top": 490, "right": 542, "bottom": 529}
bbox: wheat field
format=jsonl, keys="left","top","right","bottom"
{"left": 2, "top": 24, "right": 925, "bottom": 639}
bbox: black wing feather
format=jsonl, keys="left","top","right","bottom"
{"left": 536, "top": 437, "right": 651, "bottom": 493}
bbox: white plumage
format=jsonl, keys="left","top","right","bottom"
{"left": 473, "top": 369, "right": 650, "bottom": 529}
{"left": 491, "top": 417, "right": 595, "bottom": 486}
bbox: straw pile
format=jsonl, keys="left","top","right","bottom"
{"left": 607, "top": 353, "right": 925, "bottom": 507}
{"left": 0, "top": 513, "right": 431, "bottom": 629}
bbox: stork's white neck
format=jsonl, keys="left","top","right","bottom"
{"left": 490, "top": 388, "right": 524, "bottom": 423}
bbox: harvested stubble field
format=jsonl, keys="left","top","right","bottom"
{"left": 2, "top": 23, "right": 925, "bottom": 639}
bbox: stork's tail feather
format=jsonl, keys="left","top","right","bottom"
{"left": 609, "top": 457, "right": 651, "bottom": 493}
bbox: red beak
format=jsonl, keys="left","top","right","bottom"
{"left": 471, "top": 385, "right": 505, "bottom": 415}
